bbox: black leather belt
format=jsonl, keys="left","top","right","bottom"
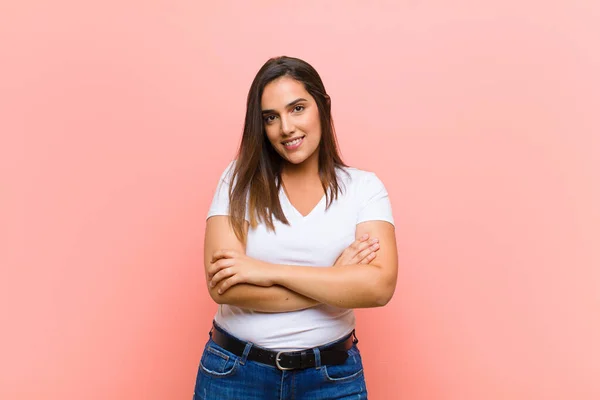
{"left": 210, "top": 323, "right": 356, "bottom": 371}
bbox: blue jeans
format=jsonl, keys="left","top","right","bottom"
{"left": 193, "top": 325, "right": 368, "bottom": 399}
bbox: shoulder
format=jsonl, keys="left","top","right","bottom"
{"left": 337, "top": 165, "right": 386, "bottom": 188}
{"left": 216, "top": 159, "right": 238, "bottom": 183}
{"left": 344, "top": 166, "right": 395, "bottom": 225}
{"left": 337, "top": 165, "right": 391, "bottom": 211}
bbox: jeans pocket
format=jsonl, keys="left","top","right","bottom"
{"left": 321, "top": 345, "right": 364, "bottom": 382}
{"left": 199, "top": 341, "right": 239, "bottom": 378}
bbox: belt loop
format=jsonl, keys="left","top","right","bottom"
{"left": 313, "top": 347, "right": 322, "bottom": 370}
{"left": 240, "top": 342, "right": 253, "bottom": 366}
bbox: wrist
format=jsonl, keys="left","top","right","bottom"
{"left": 264, "top": 262, "right": 287, "bottom": 286}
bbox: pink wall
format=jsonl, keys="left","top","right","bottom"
{"left": 2, "top": 1, "right": 599, "bottom": 399}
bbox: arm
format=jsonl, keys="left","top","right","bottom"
{"left": 273, "top": 221, "right": 397, "bottom": 308}
{"left": 204, "top": 216, "right": 319, "bottom": 312}
{"left": 210, "top": 220, "right": 398, "bottom": 309}
{"left": 210, "top": 284, "right": 319, "bottom": 313}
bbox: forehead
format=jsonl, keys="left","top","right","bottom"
{"left": 261, "top": 76, "right": 312, "bottom": 109}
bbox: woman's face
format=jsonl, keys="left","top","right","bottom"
{"left": 261, "top": 76, "right": 322, "bottom": 166}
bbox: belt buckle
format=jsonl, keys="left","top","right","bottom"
{"left": 275, "top": 351, "right": 294, "bottom": 371}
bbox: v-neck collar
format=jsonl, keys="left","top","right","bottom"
{"left": 279, "top": 182, "right": 326, "bottom": 221}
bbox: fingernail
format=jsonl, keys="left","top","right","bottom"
{"left": 209, "top": 282, "right": 214, "bottom": 287}
{"left": 218, "top": 290, "right": 222, "bottom": 294}
{"left": 372, "top": 243, "right": 380, "bottom": 249}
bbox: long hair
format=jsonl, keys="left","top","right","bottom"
{"left": 229, "top": 56, "right": 347, "bottom": 243}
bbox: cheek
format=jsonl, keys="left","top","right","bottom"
{"left": 306, "top": 120, "right": 321, "bottom": 143}
{"left": 265, "top": 128, "right": 279, "bottom": 146}
{"left": 306, "top": 112, "right": 321, "bottom": 136}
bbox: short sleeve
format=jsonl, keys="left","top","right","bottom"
{"left": 356, "top": 172, "right": 395, "bottom": 226}
{"left": 207, "top": 160, "right": 250, "bottom": 222}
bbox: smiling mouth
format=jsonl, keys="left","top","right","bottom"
{"left": 282, "top": 136, "right": 305, "bottom": 147}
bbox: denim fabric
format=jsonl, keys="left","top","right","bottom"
{"left": 193, "top": 327, "right": 367, "bottom": 400}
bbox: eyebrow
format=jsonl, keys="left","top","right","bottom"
{"left": 261, "top": 98, "right": 308, "bottom": 114}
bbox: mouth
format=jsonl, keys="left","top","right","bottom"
{"left": 282, "top": 135, "right": 305, "bottom": 148}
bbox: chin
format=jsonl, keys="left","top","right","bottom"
{"left": 284, "top": 155, "right": 308, "bottom": 165}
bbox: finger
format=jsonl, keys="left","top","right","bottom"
{"left": 210, "top": 267, "right": 236, "bottom": 288}
{"left": 211, "top": 249, "right": 237, "bottom": 263}
{"left": 358, "top": 233, "right": 370, "bottom": 242}
{"left": 212, "top": 249, "right": 236, "bottom": 263}
{"left": 350, "top": 234, "right": 369, "bottom": 250}
{"left": 354, "top": 237, "right": 378, "bottom": 254}
{"left": 359, "top": 252, "right": 377, "bottom": 264}
{"left": 207, "top": 258, "right": 232, "bottom": 277}
{"left": 207, "top": 258, "right": 235, "bottom": 276}
{"left": 355, "top": 241, "right": 380, "bottom": 263}
{"left": 217, "top": 275, "right": 242, "bottom": 294}
{"left": 350, "top": 238, "right": 378, "bottom": 261}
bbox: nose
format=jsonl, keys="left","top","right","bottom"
{"left": 280, "top": 115, "right": 295, "bottom": 135}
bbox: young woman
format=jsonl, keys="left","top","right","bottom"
{"left": 194, "top": 56, "right": 397, "bottom": 399}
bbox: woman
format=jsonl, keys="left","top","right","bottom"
{"left": 194, "top": 56, "right": 397, "bottom": 399}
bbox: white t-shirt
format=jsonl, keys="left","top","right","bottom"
{"left": 207, "top": 160, "right": 394, "bottom": 351}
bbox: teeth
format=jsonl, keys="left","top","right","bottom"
{"left": 284, "top": 137, "right": 303, "bottom": 146}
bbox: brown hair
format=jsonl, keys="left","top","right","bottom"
{"left": 228, "top": 56, "right": 347, "bottom": 243}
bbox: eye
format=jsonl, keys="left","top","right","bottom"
{"left": 264, "top": 115, "right": 277, "bottom": 124}
{"left": 293, "top": 105, "right": 305, "bottom": 112}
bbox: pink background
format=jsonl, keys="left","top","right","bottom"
{"left": 2, "top": 1, "right": 599, "bottom": 399}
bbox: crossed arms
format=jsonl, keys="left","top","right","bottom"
{"left": 203, "top": 216, "right": 398, "bottom": 312}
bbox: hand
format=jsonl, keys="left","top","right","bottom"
{"left": 208, "top": 250, "right": 276, "bottom": 294}
{"left": 334, "top": 234, "right": 380, "bottom": 267}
